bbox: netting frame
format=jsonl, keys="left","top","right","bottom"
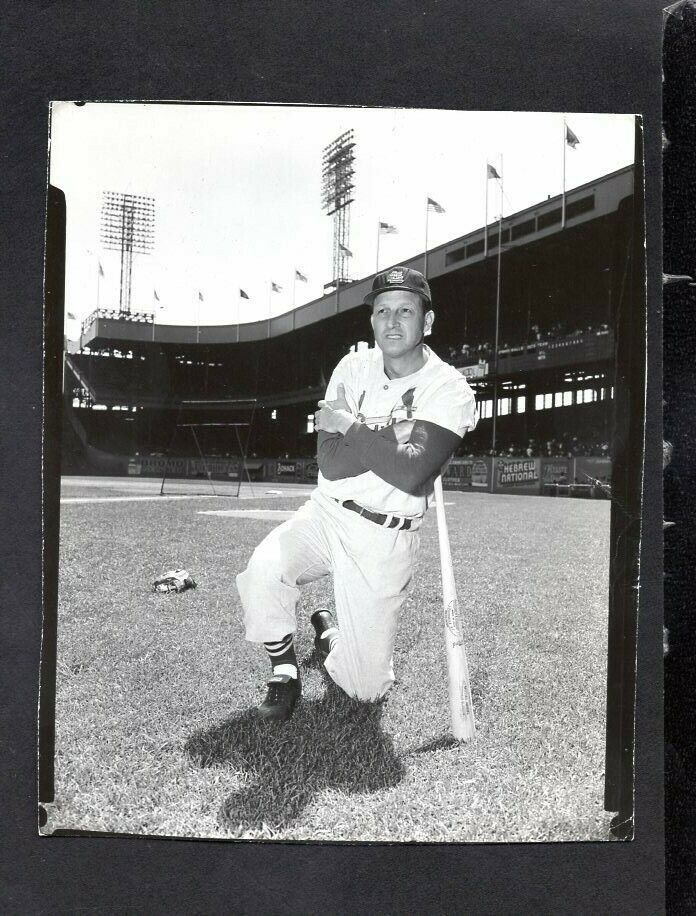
{"left": 159, "top": 399, "right": 258, "bottom": 497}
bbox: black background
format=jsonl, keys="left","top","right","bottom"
{"left": 663, "top": 1, "right": 696, "bottom": 910}
{"left": 1, "top": 2, "right": 665, "bottom": 912}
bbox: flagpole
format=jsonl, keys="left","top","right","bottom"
{"left": 96, "top": 258, "right": 101, "bottom": 310}
{"left": 196, "top": 292, "right": 200, "bottom": 344}
{"left": 491, "top": 154, "right": 503, "bottom": 457}
{"left": 376, "top": 219, "right": 381, "bottom": 274}
{"left": 293, "top": 271, "right": 296, "bottom": 308}
{"left": 236, "top": 293, "right": 240, "bottom": 344}
{"left": 424, "top": 198, "right": 429, "bottom": 277}
{"left": 562, "top": 118, "right": 567, "bottom": 229}
{"left": 484, "top": 164, "right": 489, "bottom": 258}
{"left": 267, "top": 283, "right": 271, "bottom": 337}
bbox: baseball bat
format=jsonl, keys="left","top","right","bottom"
{"left": 433, "top": 474, "right": 476, "bottom": 742}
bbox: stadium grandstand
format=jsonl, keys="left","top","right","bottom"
{"left": 62, "top": 165, "right": 632, "bottom": 495}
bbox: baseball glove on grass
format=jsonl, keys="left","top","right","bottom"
{"left": 153, "top": 569, "right": 197, "bottom": 593}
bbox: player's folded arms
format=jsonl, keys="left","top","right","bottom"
{"left": 318, "top": 420, "right": 461, "bottom": 495}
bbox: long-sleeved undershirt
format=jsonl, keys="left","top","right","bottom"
{"left": 317, "top": 429, "right": 368, "bottom": 480}
{"left": 318, "top": 420, "right": 462, "bottom": 496}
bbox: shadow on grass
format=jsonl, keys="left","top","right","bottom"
{"left": 184, "top": 682, "right": 404, "bottom": 833}
{"left": 406, "top": 734, "right": 461, "bottom": 755}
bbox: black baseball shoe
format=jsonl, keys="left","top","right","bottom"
{"left": 257, "top": 673, "right": 301, "bottom": 722}
{"left": 311, "top": 609, "right": 337, "bottom": 662}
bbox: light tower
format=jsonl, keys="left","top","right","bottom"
{"left": 321, "top": 130, "right": 356, "bottom": 291}
{"left": 100, "top": 192, "right": 155, "bottom": 315}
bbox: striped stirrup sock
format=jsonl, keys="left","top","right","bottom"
{"left": 264, "top": 633, "right": 298, "bottom": 679}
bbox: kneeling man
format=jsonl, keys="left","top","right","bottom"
{"left": 236, "top": 267, "right": 476, "bottom": 720}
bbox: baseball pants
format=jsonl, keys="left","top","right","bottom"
{"left": 236, "top": 488, "right": 420, "bottom": 701}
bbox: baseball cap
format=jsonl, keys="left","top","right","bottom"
{"left": 364, "top": 266, "right": 432, "bottom": 307}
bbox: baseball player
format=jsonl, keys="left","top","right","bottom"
{"left": 236, "top": 266, "right": 477, "bottom": 721}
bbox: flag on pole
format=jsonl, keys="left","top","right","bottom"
{"left": 427, "top": 197, "right": 446, "bottom": 213}
{"left": 379, "top": 221, "right": 398, "bottom": 234}
{"left": 487, "top": 163, "right": 501, "bottom": 180}
{"left": 295, "top": 270, "right": 308, "bottom": 282}
{"left": 339, "top": 243, "right": 353, "bottom": 257}
{"left": 98, "top": 260, "right": 105, "bottom": 277}
{"left": 562, "top": 122, "right": 578, "bottom": 229}
{"left": 271, "top": 282, "right": 282, "bottom": 293}
{"left": 240, "top": 288, "right": 250, "bottom": 299}
{"left": 198, "top": 291, "right": 204, "bottom": 301}
{"left": 565, "top": 123, "right": 580, "bottom": 149}
{"left": 67, "top": 311, "right": 77, "bottom": 320}
{"left": 153, "top": 289, "right": 159, "bottom": 301}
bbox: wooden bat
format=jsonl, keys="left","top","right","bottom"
{"left": 433, "top": 475, "right": 476, "bottom": 742}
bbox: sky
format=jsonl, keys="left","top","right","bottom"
{"left": 49, "top": 103, "right": 636, "bottom": 337}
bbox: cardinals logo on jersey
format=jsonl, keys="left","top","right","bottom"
{"left": 357, "top": 387, "right": 417, "bottom": 430}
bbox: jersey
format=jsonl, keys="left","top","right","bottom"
{"left": 317, "top": 344, "right": 477, "bottom": 517}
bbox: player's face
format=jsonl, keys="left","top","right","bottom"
{"left": 370, "top": 290, "right": 434, "bottom": 359}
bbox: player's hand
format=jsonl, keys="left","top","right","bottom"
{"left": 321, "top": 382, "right": 351, "bottom": 413}
{"left": 314, "top": 400, "right": 355, "bottom": 435}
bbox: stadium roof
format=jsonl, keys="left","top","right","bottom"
{"left": 80, "top": 165, "right": 634, "bottom": 351}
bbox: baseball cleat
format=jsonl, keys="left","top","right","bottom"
{"left": 257, "top": 673, "right": 301, "bottom": 722}
{"left": 311, "top": 609, "right": 338, "bottom": 661}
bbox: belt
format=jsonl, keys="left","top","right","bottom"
{"left": 334, "top": 498, "right": 414, "bottom": 530}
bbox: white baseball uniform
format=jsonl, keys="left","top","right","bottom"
{"left": 236, "top": 344, "right": 476, "bottom": 700}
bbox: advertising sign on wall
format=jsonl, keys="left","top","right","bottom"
{"left": 458, "top": 362, "right": 488, "bottom": 380}
{"left": 573, "top": 456, "right": 611, "bottom": 484}
{"left": 441, "top": 457, "right": 491, "bottom": 491}
{"left": 493, "top": 457, "right": 541, "bottom": 494}
{"left": 541, "top": 458, "right": 571, "bottom": 485}
{"left": 189, "top": 458, "right": 235, "bottom": 477}
{"left": 442, "top": 458, "right": 473, "bottom": 489}
{"left": 138, "top": 455, "right": 188, "bottom": 477}
{"left": 471, "top": 458, "right": 490, "bottom": 488}
{"left": 302, "top": 460, "right": 319, "bottom": 481}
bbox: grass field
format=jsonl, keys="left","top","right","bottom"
{"left": 47, "top": 476, "right": 613, "bottom": 842}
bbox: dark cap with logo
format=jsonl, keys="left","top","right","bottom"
{"left": 364, "top": 266, "right": 432, "bottom": 307}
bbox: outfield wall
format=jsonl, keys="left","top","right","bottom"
{"left": 116, "top": 453, "right": 611, "bottom": 496}
{"left": 126, "top": 454, "right": 318, "bottom": 483}
{"left": 442, "top": 456, "right": 611, "bottom": 496}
